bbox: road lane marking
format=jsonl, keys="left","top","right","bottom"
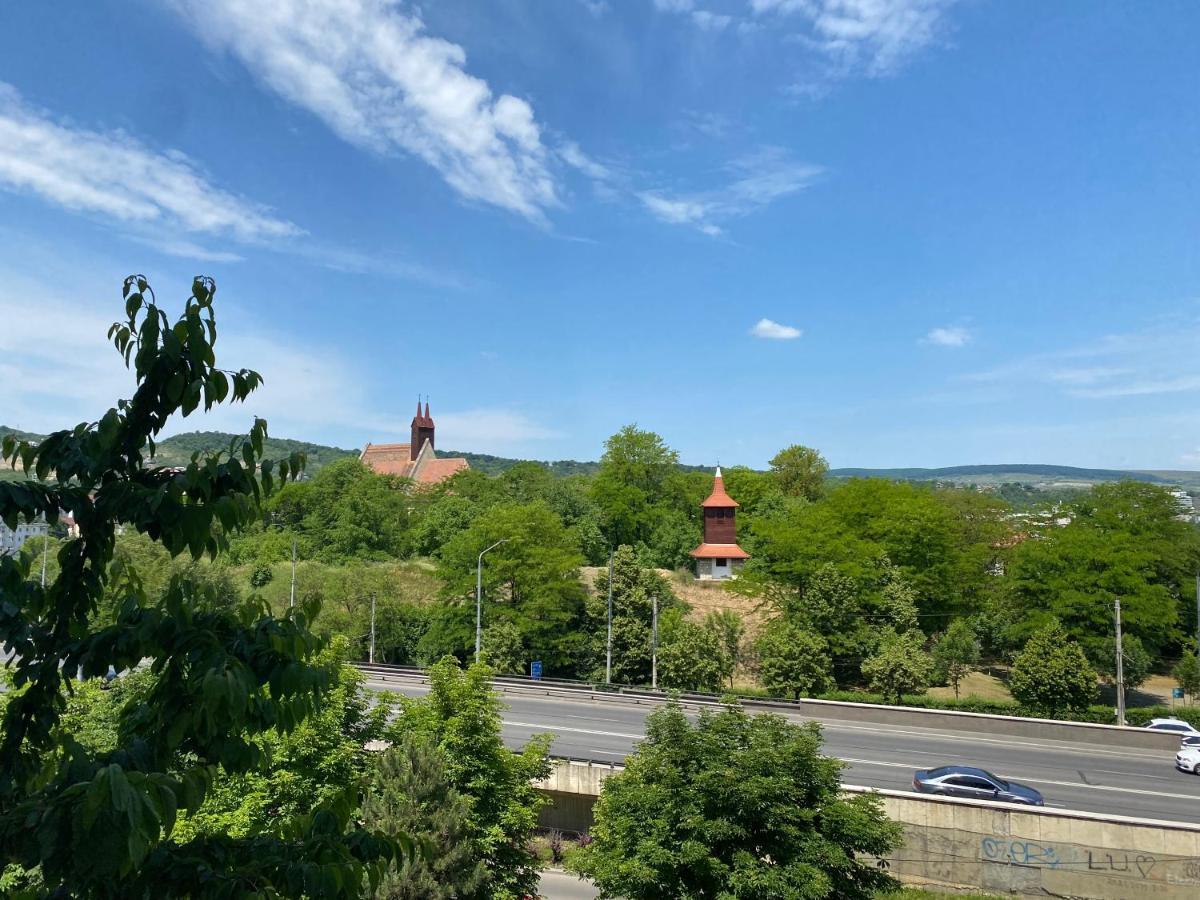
{"left": 504, "top": 720, "right": 643, "bottom": 740}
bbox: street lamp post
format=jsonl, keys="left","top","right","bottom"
{"left": 476, "top": 539, "right": 510, "bottom": 664}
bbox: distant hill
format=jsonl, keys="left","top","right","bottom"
{"left": 0, "top": 426, "right": 357, "bottom": 480}
{"left": 6, "top": 425, "right": 1197, "bottom": 490}
{"left": 829, "top": 463, "right": 1200, "bottom": 491}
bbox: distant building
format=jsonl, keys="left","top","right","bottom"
{"left": 690, "top": 467, "right": 749, "bottom": 581}
{"left": 1167, "top": 488, "right": 1197, "bottom": 523}
{"left": 360, "top": 401, "right": 469, "bottom": 487}
{"left": 0, "top": 517, "right": 48, "bottom": 556}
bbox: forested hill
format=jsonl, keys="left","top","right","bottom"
{"left": 4, "top": 425, "right": 1195, "bottom": 487}
{"left": 0, "top": 427, "right": 358, "bottom": 478}
{"left": 827, "top": 463, "right": 1196, "bottom": 488}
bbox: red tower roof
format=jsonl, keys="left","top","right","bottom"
{"left": 700, "top": 467, "right": 739, "bottom": 508}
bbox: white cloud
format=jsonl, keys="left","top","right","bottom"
{"left": 0, "top": 264, "right": 559, "bottom": 454}
{"left": 753, "top": 0, "right": 957, "bottom": 77}
{"left": 640, "top": 147, "right": 821, "bottom": 235}
{"left": 923, "top": 326, "right": 970, "bottom": 347}
{"left": 655, "top": 0, "right": 696, "bottom": 10}
{"left": 1070, "top": 375, "right": 1200, "bottom": 400}
{"left": 169, "top": 0, "right": 558, "bottom": 222}
{"left": 579, "top": 0, "right": 610, "bottom": 15}
{"left": 959, "top": 315, "right": 1200, "bottom": 405}
{"left": 692, "top": 11, "right": 734, "bottom": 30}
{"left": 0, "top": 83, "right": 299, "bottom": 244}
{"left": 559, "top": 141, "right": 613, "bottom": 181}
{"left": 1047, "top": 366, "right": 1132, "bottom": 387}
{"left": 750, "top": 318, "right": 803, "bottom": 340}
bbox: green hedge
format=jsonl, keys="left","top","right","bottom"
{"left": 732, "top": 687, "right": 1200, "bottom": 729}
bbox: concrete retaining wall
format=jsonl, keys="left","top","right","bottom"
{"left": 855, "top": 786, "right": 1200, "bottom": 898}
{"left": 534, "top": 760, "right": 1200, "bottom": 898}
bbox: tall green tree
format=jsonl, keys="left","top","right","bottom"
{"left": 1176, "top": 652, "right": 1200, "bottom": 704}
{"left": 0, "top": 276, "right": 400, "bottom": 897}
{"left": 587, "top": 545, "right": 681, "bottom": 684}
{"left": 436, "top": 501, "right": 588, "bottom": 674}
{"left": 590, "top": 426, "right": 687, "bottom": 550}
{"left": 932, "top": 619, "right": 981, "bottom": 699}
{"left": 1005, "top": 482, "right": 1200, "bottom": 667}
{"left": 740, "top": 479, "right": 1008, "bottom": 625}
{"left": 362, "top": 735, "right": 487, "bottom": 900}
{"left": 574, "top": 702, "right": 902, "bottom": 899}
{"left": 1008, "top": 621, "right": 1097, "bottom": 717}
{"left": 480, "top": 619, "right": 527, "bottom": 674}
{"left": 755, "top": 622, "right": 833, "bottom": 699}
{"left": 658, "top": 620, "right": 727, "bottom": 693}
{"left": 389, "top": 658, "right": 550, "bottom": 900}
{"left": 768, "top": 444, "right": 829, "bottom": 501}
{"left": 704, "top": 609, "right": 744, "bottom": 687}
{"left": 861, "top": 629, "right": 934, "bottom": 704}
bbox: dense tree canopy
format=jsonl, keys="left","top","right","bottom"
{"left": 575, "top": 702, "right": 902, "bottom": 899}
{"left": 1004, "top": 482, "right": 1200, "bottom": 665}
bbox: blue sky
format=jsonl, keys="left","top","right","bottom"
{"left": 1, "top": 1, "right": 1197, "bottom": 469}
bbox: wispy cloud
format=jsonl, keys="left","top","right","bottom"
{"left": 922, "top": 326, "right": 970, "bottom": 347}
{"left": 753, "top": 0, "right": 957, "bottom": 80}
{"left": 653, "top": 0, "right": 736, "bottom": 32}
{"left": 558, "top": 141, "right": 613, "bottom": 181}
{"left": 751, "top": 318, "right": 803, "bottom": 340}
{"left": 961, "top": 316, "right": 1200, "bottom": 403}
{"left": 0, "top": 83, "right": 299, "bottom": 246}
{"left": 170, "top": 0, "right": 559, "bottom": 223}
{"left": 640, "top": 147, "right": 822, "bottom": 235}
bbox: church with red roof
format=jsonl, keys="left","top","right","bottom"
{"left": 691, "top": 467, "right": 750, "bottom": 580}
{"left": 359, "top": 401, "right": 468, "bottom": 486}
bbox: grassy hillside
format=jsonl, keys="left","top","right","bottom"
{"left": 1, "top": 426, "right": 357, "bottom": 480}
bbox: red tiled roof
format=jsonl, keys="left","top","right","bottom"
{"left": 415, "top": 457, "right": 469, "bottom": 484}
{"left": 701, "top": 472, "right": 739, "bottom": 508}
{"left": 690, "top": 543, "right": 750, "bottom": 559}
{"left": 360, "top": 443, "right": 415, "bottom": 477}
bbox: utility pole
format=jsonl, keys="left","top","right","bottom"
{"left": 289, "top": 537, "right": 297, "bottom": 609}
{"left": 605, "top": 549, "right": 614, "bottom": 685}
{"left": 651, "top": 591, "right": 659, "bottom": 690}
{"left": 369, "top": 593, "right": 377, "bottom": 665}
{"left": 476, "top": 539, "right": 510, "bottom": 664}
{"left": 1115, "top": 596, "right": 1126, "bottom": 728}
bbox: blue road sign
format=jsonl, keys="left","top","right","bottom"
{"left": 1173, "top": 687, "right": 1185, "bottom": 699}
{"left": 531, "top": 660, "right": 543, "bottom": 680}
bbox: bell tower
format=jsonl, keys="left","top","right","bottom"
{"left": 410, "top": 399, "right": 435, "bottom": 461}
{"left": 690, "top": 467, "right": 749, "bottom": 580}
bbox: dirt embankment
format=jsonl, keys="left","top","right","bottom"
{"left": 580, "top": 566, "right": 771, "bottom": 636}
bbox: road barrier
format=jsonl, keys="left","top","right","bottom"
{"left": 533, "top": 757, "right": 1200, "bottom": 899}
{"left": 355, "top": 662, "right": 1179, "bottom": 751}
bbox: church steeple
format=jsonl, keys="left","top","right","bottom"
{"left": 410, "top": 397, "right": 435, "bottom": 460}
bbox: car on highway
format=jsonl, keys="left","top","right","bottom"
{"left": 1175, "top": 746, "right": 1200, "bottom": 774}
{"left": 913, "top": 765, "right": 1044, "bottom": 806}
{"left": 1145, "top": 717, "right": 1200, "bottom": 739}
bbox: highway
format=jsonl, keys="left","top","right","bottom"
{"left": 364, "top": 675, "right": 1200, "bottom": 825}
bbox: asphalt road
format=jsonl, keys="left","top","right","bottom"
{"left": 538, "top": 870, "right": 599, "bottom": 900}
{"left": 365, "top": 677, "right": 1200, "bottom": 825}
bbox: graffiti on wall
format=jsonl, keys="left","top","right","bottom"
{"left": 980, "top": 838, "right": 1172, "bottom": 882}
